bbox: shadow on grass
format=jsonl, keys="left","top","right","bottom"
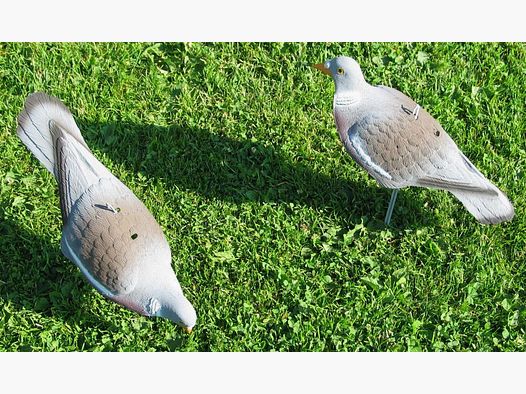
{"left": 77, "top": 119, "right": 434, "bottom": 228}
{"left": 0, "top": 120, "right": 435, "bottom": 343}
{"left": 0, "top": 202, "right": 127, "bottom": 348}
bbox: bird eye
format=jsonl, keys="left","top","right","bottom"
{"left": 337, "top": 67, "right": 345, "bottom": 75}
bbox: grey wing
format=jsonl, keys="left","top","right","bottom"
{"left": 358, "top": 86, "right": 498, "bottom": 194}
{"left": 49, "top": 121, "right": 114, "bottom": 223}
{"left": 61, "top": 177, "right": 170, "bottom": 296}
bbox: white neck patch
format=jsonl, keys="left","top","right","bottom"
{"left": 335, "top": 93, "right": 361, "bottom": 106}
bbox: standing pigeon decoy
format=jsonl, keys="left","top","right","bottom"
{"left": 314, "top": 56, "right": 514, "bottom": 225}
{"left": 17, "top": 92, "right": 197, "bottom": 331}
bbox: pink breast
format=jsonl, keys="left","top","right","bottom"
{"left": 334, "top": 107, "right": 348, "bottom": 132}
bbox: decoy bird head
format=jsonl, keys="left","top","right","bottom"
{"left": 138, "top": 251, "right": 197, "bottom": 332}
{"left": 153, "top": 285, "right": 197, "bottom": 333}
{"left": 119, "top": 265, "right": 197, "bottom": 333}
{"left": 313, "top": 56, "right": 366, "bottom": 94}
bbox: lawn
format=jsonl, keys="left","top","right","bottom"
{"left": 0, "top": 42, "right": 524, "bottom": 351}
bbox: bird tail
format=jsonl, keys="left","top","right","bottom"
{"left": 17, "top": 92, "right": 116, "bottom": 223}
{"left": 450, "top": 188, "right": 514, "bottom": 224}
{"left": 452, "top": 153, "right": 514, "bottom": 224}
{"left": 417, "top": 152, "right": 515, "bottom": 225}
{"left": 16, "top": 92, "right": 90, "bottom": 176}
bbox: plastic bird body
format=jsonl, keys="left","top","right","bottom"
{"left": 314, "top": 56, "right": 514, "bottom": 225}
{"left": 17, "top": 92, "right": 197, "bottom": 331}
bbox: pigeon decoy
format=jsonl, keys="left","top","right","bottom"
{"left": 17, "top": 92, "right": 197, "bottom": 331}
{"left": 314, "top": 56, "right": 514, "bottom": 225}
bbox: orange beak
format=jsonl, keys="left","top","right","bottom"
{"left": 313, "top": 63, "right": 331, "bottom": 76}
{"left": 184, "top": 326, "right": 193, "bottom": 334}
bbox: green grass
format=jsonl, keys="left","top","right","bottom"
{"left": 0, "top": 42, "right": 524, "bottom": 351}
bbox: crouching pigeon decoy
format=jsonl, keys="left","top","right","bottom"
{"left": 17, "top": 92, "right": 197, "bottom": 331}
{"left": 314, "top": 56, "right": 514, "bottom": 225}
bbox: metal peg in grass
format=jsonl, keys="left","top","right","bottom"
{"left": 17, "top": 92, "right": 196, "bottom": 332}
{"left": 313, "top": 56, "right": 514, "bottom": 226}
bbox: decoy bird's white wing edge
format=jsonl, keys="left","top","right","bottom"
{"left": 61, "top": 232, "right": 116, "bottom": 299}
